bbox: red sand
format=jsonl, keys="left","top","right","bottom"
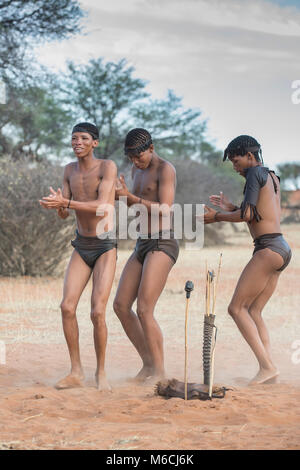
{"left": 0, "top": 225, "right": 299, "bottom": 450}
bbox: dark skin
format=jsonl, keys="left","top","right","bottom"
{"left": 39, "top": 132, "right": 117, "bottom": 391}
{"left": 113, "top": 144, "right": 176, "bottom": 382}
{"left": 203, "top": 151, "right": 282, "bottom": 385}
{"left": 116, "top": 144, "right": 175, "bottom": 233}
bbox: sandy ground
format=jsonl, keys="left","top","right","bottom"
{"left": 0, "top": 224, "right": 299, "bottom": 450}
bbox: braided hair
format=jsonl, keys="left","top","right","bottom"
{"left": 223, "top": 135, "right": 263, "bottom": 164}
{"left": 124, "top": 128, "right": 153, "bottom": 156}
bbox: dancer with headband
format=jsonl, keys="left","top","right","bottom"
{"left": 204, "top": 135, "right": 291, "bottom": 385}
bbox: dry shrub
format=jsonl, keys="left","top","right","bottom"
{"left": 174, "top": 160, "right": 242, "bottom": 246}
{"left": 0, "top": 158, "right": 75, "bottom": 276}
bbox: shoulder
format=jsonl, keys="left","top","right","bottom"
{"left": 64, "top": 161, "right": 76, "bottom": 177}
{"left": 100, "top": 159, "right": 117, "bottom": 175}
{"left": 158, "top": 159, "right": 176, "bottom": 178}
{"left": 103, "top": 159, "right": 117, "bottom": 170}
{"left": 245, "top": 166, "right": 268, "bottom": 187}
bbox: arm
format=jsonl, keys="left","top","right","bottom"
{"left": 115, "top": 171, "right": 144, "bottom": 206}
{"left": 57, "top": 165, "right": 72, "bottom": 219}
{"left": 203, "top": 205, "right": 251, "bottom": 224}
{"left": 215, "top": 208, "right": 251, "bottom": 222}
{"left": 115, "top": 163, "right": 176, "bottom": 214}
{"left": 206, "top": 167, "right": 268, "bottom": 224}
{"left": 40, "top": 161, "right": 117, "bottom": 215}
{"left": 240, "top": 166, "right": 268, "bottom": 222}
{"left": 158, "top": 163, "right": 176, "bottom": 206}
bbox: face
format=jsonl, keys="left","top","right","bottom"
{"left": 71, "top": 132, "right": 98, "bottom": 157}
{"left": 128, "top": 145, "right": 153, "bottom": 169}
{"left": 229, "top": 152, "right": 254, "bottom": 175}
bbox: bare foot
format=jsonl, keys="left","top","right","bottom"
{"left": 55, "top": 373, "right": 84, "bottom": 390}
{"left": 95, "top": 373, "right": 112, "bottom": 392}
{"left": 129, "top": 365, "right": 154, "bottom": 383}
{"left": 249, "top": 368, "right": 279, "bottom": 385}
{"left": 144, "top": 371, "right": 165, "bottom": 386}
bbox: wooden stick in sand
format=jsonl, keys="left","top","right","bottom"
{"left": 205, "top": 261, "right": 208, "bottom": 316}
{"left": 212, "top": 253, "right": 222, "bottom": 316}
{"left": 207, "top": 270, "right": 211, "bottom": 316}
{"left": 184, "top": 281, "right": 194, "bottom": 401}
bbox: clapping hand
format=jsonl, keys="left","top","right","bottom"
{"left": 209, "top": 191, "right": 234, "bottom": 212}
{"left": 39, "top": 187, "right": 65, "bottom": 209}
{"left": 115, "top": 174, "right": 129, "bottom": 199}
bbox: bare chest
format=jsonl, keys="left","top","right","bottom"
{"left": 69, "top": 166, "right": 102, "bottom": 201}
{"left": 132, "top": 169, "right": 159, "bottom": 201}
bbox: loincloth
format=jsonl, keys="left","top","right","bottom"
{"left": 71, "top": 230, "right": 117, "bottom": 269}
{"left": 253, "top": 233, "right": 292, "bottom": 271}
{"left": 134, "top": 230, "right": 179, "bottom": 265}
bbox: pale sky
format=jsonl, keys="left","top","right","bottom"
{"left": 36, "top": 0, "right": 300, "bottom": 169}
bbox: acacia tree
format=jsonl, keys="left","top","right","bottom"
{"left": 61, "top": 58, "right": 149, "bottom": 159}
{"left": 0, "top": 0, "right": 84, "bottom": 82}
{"left": 61, "top": 59, "right": 212, "bottom": 162}
{"left": 0, "top": 1, "right": 84, "bottom": 159}
{"left": 0, "top": 84, "right": 73, "bottom": 160}
{"left": 131, "top": 89, "right": 207, "bottom": 160}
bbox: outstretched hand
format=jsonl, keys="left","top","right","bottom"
{"left": 209, "top": 191, "right": 233, "bottom": 211}
{"left": 196, "top": 205, "right": 218, "bottom": 224}
{"left": 203, "top": 205, "right": 218, "bottom": 224}
{"left": 39, "top": 187, "right": 65, "bottom": 209}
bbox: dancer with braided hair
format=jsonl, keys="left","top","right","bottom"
{"left": 113, "top": 128, "right": 179, "bottom": 382}
{"left": 203, "top": 135, "right": 292, "bottom": 385}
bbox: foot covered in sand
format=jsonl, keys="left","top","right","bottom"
{"left": 143, "top": 367, "right": 165, "bottom": 386}
{"left": 55, "top": 372, "right": 84, "bottom": 390}
{"left": 129, "top": 365, "right": 155, "bottom": 383}
{"left": 95, "top": 372, "right": 112, "bottom": 392}
{"left": 144, "top": 373, "right": 166, "bottom": 386}
{"left": 249, "top": 367, "right": 279, "bottom": 385}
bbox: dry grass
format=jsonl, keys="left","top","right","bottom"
{"left": 0, "top": 224, "right": 299, "bottom": 382}
{"left": 0, "top": 224, "right": 299, "bottom": 450}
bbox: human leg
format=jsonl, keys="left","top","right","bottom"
{"left": 56, "top": 250, "right": 92, "bottom": 389}
{"left": 113, "top": 252, "right": 153, "bottom": 380}
{"left": 228, "top": 248, "right": 283, "bottom": 384}
{"left": 91, "top": 247, "right": 117, "bottom": 391}
{"left": 248, "top": 272, "right": 280, "bottom": 364}
{"left": 136, "top": 251, "right": 174, "bottom": 379}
